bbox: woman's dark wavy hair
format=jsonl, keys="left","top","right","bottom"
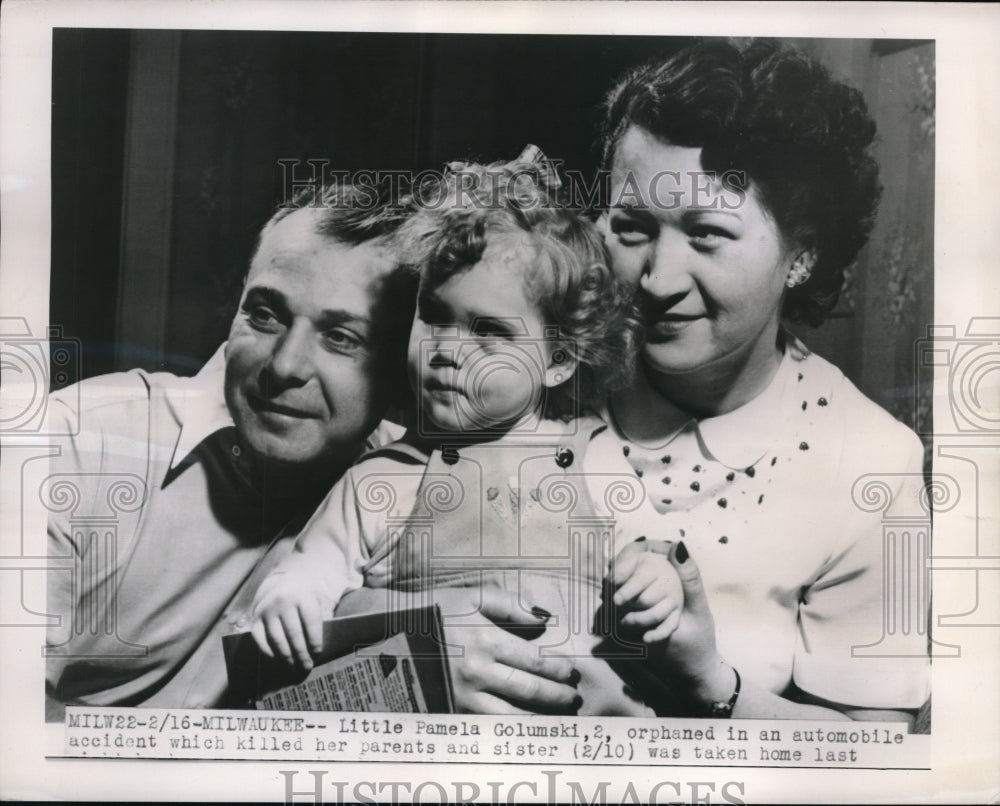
{"left": 599, "top": 38, "right": 881, "bottom": 326}
{"left": 400, "top": 160, "right": 640, "bottom": 421}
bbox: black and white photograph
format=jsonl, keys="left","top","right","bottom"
{"left": 1, "top": 1, "right": 998, "bottom": 803}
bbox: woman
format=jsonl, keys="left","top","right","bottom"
{"left": 333, "top": 41, "right": 931, "bottom": 720}
{"left": 595, "top": 39, "right": 930, "bottom": 723}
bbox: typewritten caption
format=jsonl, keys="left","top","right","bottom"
{"left": 59, "top": 708, "right": 928, "bottom": 768}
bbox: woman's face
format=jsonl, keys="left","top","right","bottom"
{"left": 601, "top": 126, "right": 794, "bottom": 384}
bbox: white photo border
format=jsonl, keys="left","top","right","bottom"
{"left": 2, "top": 1, "right": 999, "bottom": 803}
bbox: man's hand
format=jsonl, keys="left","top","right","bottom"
{"left": 250, "top": 552, "right": 338, "bottom": 670}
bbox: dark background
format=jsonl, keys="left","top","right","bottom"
{"left": 50, "top": 29, "right": 935, "bottom": 442}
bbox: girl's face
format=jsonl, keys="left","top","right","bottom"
{"left": 408, "top": 239, "right": 567, "bottom": 435}
{"left": 601, "top": 126, "right": 795, "bottom": 388}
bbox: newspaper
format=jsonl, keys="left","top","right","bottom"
{"left": 222, "top": 608, "right": 453, "bottom": 713}
{"left": 259, "top": 637, "right": 428, "bottom": 712}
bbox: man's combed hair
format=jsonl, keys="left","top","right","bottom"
{"left": 402, "top": 159, "right": 640, "bottom": 421}
{"left": 599, "top": 38, "right": 882, "bottom": 326}
{"left": 257, "top": 180, "right": 412, "bottom": 251}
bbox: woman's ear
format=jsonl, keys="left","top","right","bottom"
{"left": 786, "top": 249, "right": 817, "bottom": 289}
{"left": 543, "top": 341, "right": 579, "bottom": 389}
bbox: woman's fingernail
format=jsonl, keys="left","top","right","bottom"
{"left": 572, "top": 694, "right": 583, "bottom": 710}
{"left": 635, "top": 536, "right": 647, "bottom": 542}
{"left": 568, "top": 668, "right": 582, "bottom": 686}
{"left": 676, "top": 541, "right": 689, "bottom": 563}
{"left": 531, "top": 606, "right": 552, "bottom": 621}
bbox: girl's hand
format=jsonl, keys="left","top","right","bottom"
{"left": 250, "top": 552, "right": 338, "bottom": 670}
{"left": 656, "top": 540, "right": 734, "bottom": 703}
{"left": 608, "top": 539, "right": 684, "bottom": 644}
{"left": 610, "top": 539, "right": 732, "bottom": 704}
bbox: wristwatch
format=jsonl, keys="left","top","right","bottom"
{"left": 708, "top": 667, "right": 741, "bottom": 718}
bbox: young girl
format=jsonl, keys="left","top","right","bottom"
{"left": 251, "top": 152, "right": 685, "bottom": 715}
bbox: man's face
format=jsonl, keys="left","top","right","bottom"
{"left": 224, "top": 208, "right": 397, "bottom": 469}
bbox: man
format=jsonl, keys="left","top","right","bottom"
{"left": 45, "top": 182, "right": 578, "bottom": 716}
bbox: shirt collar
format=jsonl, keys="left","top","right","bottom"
{"left": 168, "top": 344, "right": 235, "bottom": 471}
{"left": 611, "top": 335, "right": 810, "bottom": 471}
{"left": 695, "top": 345, "right": 804, "bottom": 469}
{"left": 412, "top": 415, "right": 607, "bottom": 456}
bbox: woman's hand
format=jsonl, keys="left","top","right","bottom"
{"left": 439, "top": 586, "right": 581, "bottom": 714}
{"left": 650, "top": 542, "right": 915, "bottom": 722}
{"left": 649, "top": 540, "right": 734, "bottom": 704}
{"left": 611, "top": 539, "right": 735, "bottom": 707}
{"left": 335, "top": 585, "right": 581, "bottom": 714}
{"left": 607, "top": 539, "right": 741, "bottom": 712}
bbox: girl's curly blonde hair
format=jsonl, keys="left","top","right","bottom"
{"left": 399, "top": 157, "right": 641, "bottom": 422}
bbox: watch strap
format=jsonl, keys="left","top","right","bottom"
{"left": 708, "top": 667, "right": 741, "bottom": 718}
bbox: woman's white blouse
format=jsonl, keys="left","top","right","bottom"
{"left": 595, "top": 339, "right": 931, "bottom": 709}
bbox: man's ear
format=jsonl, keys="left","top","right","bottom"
{"left": 543, "top": 341, "right": 579, "bottom": 389}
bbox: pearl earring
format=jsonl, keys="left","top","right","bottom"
{"left": 786, "top": 255, "right": 814, "bottom": 288}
